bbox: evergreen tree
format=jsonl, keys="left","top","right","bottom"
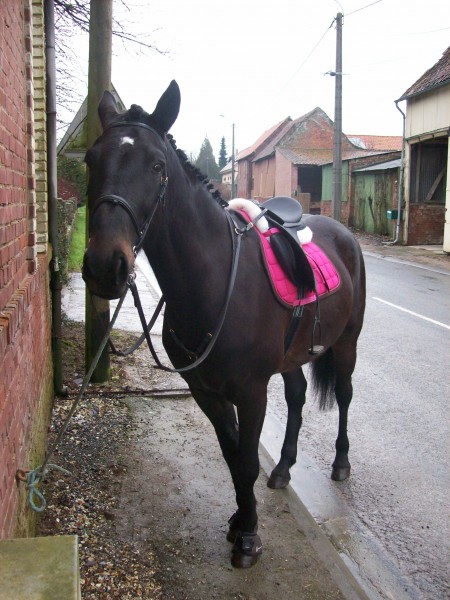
{"left": 218, "top": 137, "right": 228, "bottom": 169}
{"left": 195, "top": 137, "right": 220, "bottom": 180}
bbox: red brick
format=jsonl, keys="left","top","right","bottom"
{"left": 0, "top": 1, "right": 53, "bottom": 539}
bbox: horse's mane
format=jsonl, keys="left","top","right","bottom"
{"left": 125, "top": 104, "right": 228, "bottom": 208}
{"left": 167, "top": 135, "right": 228, "bottom": 208}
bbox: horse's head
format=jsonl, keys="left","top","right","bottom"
{"left": 82, "top": 80, "right": 181, "bottom": 299}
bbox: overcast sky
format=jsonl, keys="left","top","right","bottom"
{"left": 66, "top": 0, "right": 449, "bottom": 158}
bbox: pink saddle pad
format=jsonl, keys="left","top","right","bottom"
{"left": 257, "top": 226, "right": 341, "bottom": 307}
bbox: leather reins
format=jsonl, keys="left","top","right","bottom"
{"left": 128, "top": 210, "right": 243, "bottom": 373}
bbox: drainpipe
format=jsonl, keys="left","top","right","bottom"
{"left": 383, "top": 100, "right": 406, "bottom": 246}
{"left": 443, "top": 127, "right": 450, "bottom": 254}
{"left": 45, "top": 0, "right": 67, "bottom": 396}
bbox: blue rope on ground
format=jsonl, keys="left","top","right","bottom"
{"left": 25, "top": 464, "right": 72, "bottom": 513}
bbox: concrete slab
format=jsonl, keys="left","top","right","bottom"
{"left": 0, "top": 535, "right": 80, "bottom": 599}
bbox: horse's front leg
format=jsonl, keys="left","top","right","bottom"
{"left": 191, "top": 382, "right": 267, "bottom": 568}
{"left": 227, "top": 389, "right": 267, "bottom": 568}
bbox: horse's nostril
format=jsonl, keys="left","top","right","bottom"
{"left": 114, "top": 253, "right": 130, "bottom": 285}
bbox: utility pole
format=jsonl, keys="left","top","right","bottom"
{"left": 332, "top": 12, "right": 343, "bottom": 221}
{"left": 85, "top": 0, "right": 113, "bottom": 382}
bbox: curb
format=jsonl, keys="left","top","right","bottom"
{"left": 259, "top": 411, "right": 423, "bottom": 600}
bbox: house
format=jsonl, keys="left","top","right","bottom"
{"left": 396, "top": 46, "right": 450, "bottom": 247}
{"left": 57, "top": 85, "right": 125, "bottom": 159}
{"left": 236, "top": 117, "right": 292, "bottom": 199}
{"left": 351, "top": 158, "right": 402, "bottom": 235}
{"left": 0, "top": 0, "right": 54, "bottom": 538}
{"left": 220, "top": 159, "right": 238, "bottom": 200}
{"left": 237, "top": 108, "right": 401, "bottom": 224}
{"left": 323, "top": 135, "right": 402, "bottom": 230}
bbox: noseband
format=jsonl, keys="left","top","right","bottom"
{"left": 89, "top": 121, "right": 168, "bottom": 255}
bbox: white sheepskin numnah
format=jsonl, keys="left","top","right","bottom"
{"left": 228, "top": 198, "right": 313, "bottom": 245}
{"left": 227, "top": 198, "right": 269, "bottom": 232}
{"left": 120, "top": 136, "right": 135, "bottom": 146}
{"left": 297, "top": 226, "right": 313, "bottom": 245}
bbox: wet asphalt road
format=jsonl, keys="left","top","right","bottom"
{"left": 267, "top": 254, "right": 450, "bottom": 599}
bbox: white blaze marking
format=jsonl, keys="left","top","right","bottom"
{"left": 120, "top": 136, "right": 135, "bottom": 146}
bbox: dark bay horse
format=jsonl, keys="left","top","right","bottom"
{"left": 82, "top": 80, "right": 366, "bottom": 568}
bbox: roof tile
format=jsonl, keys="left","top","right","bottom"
{"left": 397, "top": 46, "right": 450, "bottom": 101}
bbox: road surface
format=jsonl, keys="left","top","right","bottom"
{"left": 265, "top": 253, "right": 450, "bottom": 599}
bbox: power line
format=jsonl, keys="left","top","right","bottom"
{"left": 346, "top": 0, "right": 383, "bottom": 17}
{"left": 281, "top": 19, "right": 335, "bottom": 89}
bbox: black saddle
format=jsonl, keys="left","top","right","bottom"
{"left": 260, "top": 196, "right": 315, "bottom": 293}
{"left": 260, "top": 196, "right": 323, "bottom": 355}
{"left": 261, "top": 196, "right": 304, "bottom": 229}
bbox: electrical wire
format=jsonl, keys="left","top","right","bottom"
{"left": 280, "top": 19, "right": 336, "bottom": 90}
{"left": 346, "top": 0, "right": 383, "bottom": 17}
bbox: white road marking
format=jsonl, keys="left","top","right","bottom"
{"left": 373, "top": 297, "right": 450, "bottom": 330}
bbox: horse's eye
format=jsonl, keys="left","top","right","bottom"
{"left": 153, "top": 163, "right": 163, "bottom": 173}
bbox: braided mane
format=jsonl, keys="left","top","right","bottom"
{"left": 128, "top": 104, "right": 148, "bottom": 122}
{"left": 167, "top": 134, "right": 228, "bottom": 208}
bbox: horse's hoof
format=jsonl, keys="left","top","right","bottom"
{"left": 231, "top": 532, "right": 262, "bottom": 568}
{"left": 331, "top": 466, "right": 351, "bottom": 481}
{"left": 267, "top": 472, "right": 290, "bottom": 489}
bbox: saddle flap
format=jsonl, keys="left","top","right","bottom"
{"left": 270, "top": 232, "right": 316, "bottom": 293}
{"left": 260, "top": 196, "right": 303, "bottom": 227}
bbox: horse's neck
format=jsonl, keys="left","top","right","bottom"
{"left": 145, "top": 176, "right": 231, "bottom": 313}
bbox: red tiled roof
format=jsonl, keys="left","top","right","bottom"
{"left": 279, "top": 146, "right": 397, "bottom": 166}
{"left": 347, "top": 135, "right": 403, "bottom": 151}
{"left": 397, "top": 46, "right": 450, "bottom": 101}
{"left": 252, "top": 121, "right": 295, "bottom": 161}
{"left": 236, "top": 117, "right": 292, "bottom": 160}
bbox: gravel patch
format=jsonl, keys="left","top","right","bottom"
{"left": 37, "top": 321, "right": 166, "bottom": 599}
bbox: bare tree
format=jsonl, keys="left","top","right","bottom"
{"left": 54, "top": 0, "right": 166, "bottom": 133}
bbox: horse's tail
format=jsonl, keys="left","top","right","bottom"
{"left": 310, "top": 348, "right": 336, "bottom": 411}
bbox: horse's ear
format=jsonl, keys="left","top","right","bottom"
{"left": 98, "top": 90, "right": 119, "bottom": 129}
{"left": 149, "top": 80, "right": 181, "bottom": 134}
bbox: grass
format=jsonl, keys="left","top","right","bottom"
{"left": 68, "top": 205, "right": 86, "bottom": 272}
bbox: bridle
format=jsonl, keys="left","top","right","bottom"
{"left": 89, "top": 121, "right": 169, "bottom": 256}
{"left": 86, "top": 120, "right": 248, "bottom": 374}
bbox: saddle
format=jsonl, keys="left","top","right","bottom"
{"left": 229, "top": 195, "right": 331, "bottom": 354}
{"left": 260, "top": 197, "right": 316, "bottom": 295}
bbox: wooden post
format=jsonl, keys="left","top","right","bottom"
{"left": 85, "top": 0, "right": 113, "bottom": 382}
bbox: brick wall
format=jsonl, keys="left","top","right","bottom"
{"left": 407, "top": 204, "right": 445, "bottom": 245}
{"left": 320, "top": 199, "right": 350, "bottom": 222}
{"left": 0, "top": 0, "right": 53, "bottom": 538}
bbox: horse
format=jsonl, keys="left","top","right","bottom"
{"left": 82, "top": 80, "right": 366, "bottom": 569}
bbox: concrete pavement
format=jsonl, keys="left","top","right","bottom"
{"left": 358, "top": 241, "right": 449, "bottom": 274}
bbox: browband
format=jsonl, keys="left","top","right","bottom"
{"left": 104, "top": 120, "right": 163, "bottom": 138}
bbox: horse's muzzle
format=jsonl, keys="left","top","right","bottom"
{"left": 82, "top": 246, "right": 133, "bottom": 300}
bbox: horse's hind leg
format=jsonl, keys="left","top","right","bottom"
{"left": 331, "top": 344, "right": 357, "bottom": 481}
{"left": 268, "top": 368, "right": 307, "bottom": 489}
